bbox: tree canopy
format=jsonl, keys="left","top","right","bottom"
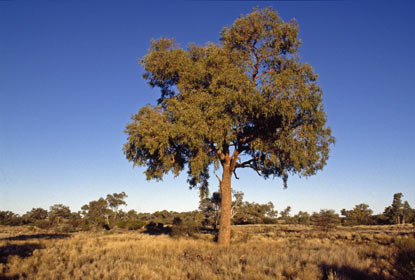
{"left": 124, "top": 8, "right": 334, "bottom": 245}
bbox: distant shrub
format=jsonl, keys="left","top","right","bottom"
{"left": 53, "top": 223, "right": 75, "bottom": 233}
{"left": 170, "top": 219, "right": 200, "bottom": 238}
{"left": 35, "top": 220, "right": 51, "bottom": 230}
{"left": 118, "top": 220, "right": 145, "bottom": 230}
{"left": 311, "top": 209, "right": 340, "bottom": 232}
{"left": 262, "top": 217, "right": 278, "bottom": 224}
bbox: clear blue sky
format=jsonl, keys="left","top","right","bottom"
{"left": 1, "top": 0, "right": 414, "bottom": 215}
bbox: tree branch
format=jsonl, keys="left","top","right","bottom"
{"left": 235, "top": 162, "right": 262, "bottom": 177}
{"left": 214, "top": 171, "right": 222, "bottom": 185}
{"left": 233, "top": 170, "right": 239, "bottom": 180}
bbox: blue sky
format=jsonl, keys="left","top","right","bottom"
{"left": 1, "top": 0, "right": 414, "bottom": 215}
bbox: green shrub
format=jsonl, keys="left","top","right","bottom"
{"left": 118, "top": 220, "right": 145, "bottom": 230}
{"left": 170, "top": 219, "right": 200, "bottom": 238}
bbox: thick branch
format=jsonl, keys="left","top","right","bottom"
{"left": 235, "top": 162, "right": 262, "bottom": 177}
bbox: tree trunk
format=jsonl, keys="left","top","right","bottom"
{"left": 218, "top": 162, "right": 232, "bottom": 246}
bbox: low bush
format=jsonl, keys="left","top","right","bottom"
{"left": 53, "top": 223, "right": 75, "bottom": 233}
{"left": 35, "top": 220, "right": 51, "bottom": 230}
{"left": 118, "top": 220, "right": 146, "bottom": 230}
{"left": 170, "top": 219, "right": 200, "bottom": 238}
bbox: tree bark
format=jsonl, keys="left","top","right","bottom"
{"left": 218, "top": 161, "right": 232, "bottom": 246}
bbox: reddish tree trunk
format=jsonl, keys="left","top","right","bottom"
{"left": 218, "top": 162, "right": 232, "bottom": 246}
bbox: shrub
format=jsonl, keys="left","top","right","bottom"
{"left": 118, "top": 220, "right": 145, "bottom": 230}
{"left": 53, "top": 223, "right": 75, "bottom": 233}
{"left": 170, "top": 219, "right": 200, "bottom": 238}
{"left": 311, "top": 209, "right": 340, "bottom": 232}
{"left": 35, "top": 220, "right": 51, "bottom": 230}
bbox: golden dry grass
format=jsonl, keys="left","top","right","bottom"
{"left": 0, "top": 224, "right": 413, "bottom": 280}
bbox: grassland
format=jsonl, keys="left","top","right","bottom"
{"left": 0, "top": 224, "right": 414, "bottom": 280}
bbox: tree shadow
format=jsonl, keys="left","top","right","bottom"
{"left": 0, "top": 233, "right": 70, "bottom": 241}
{"left": 143, "top": 223, "right": 172, "bottom": 236}
{"left": 0, "top": 275, "right": 19, "bottom": 280}
{"left": 319, "top": 263, "right": 387, "bottom": 280}
{"left": 0, "top": 243, "right": 43, "bottom": 264}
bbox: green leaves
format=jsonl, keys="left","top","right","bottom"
{"left": 124, "top": 8, "right": 334, "bottom": 193}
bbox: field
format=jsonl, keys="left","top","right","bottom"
{"left": 0, "top": 225, "right": 414, "bottom": 280}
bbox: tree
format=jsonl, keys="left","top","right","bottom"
{"left": 292, "top": 211, "right": 310, "bottom": 225}
{"left": 49, "top": 204, "right": 71, "bottom": 225}
{"left": 106, "top": 192, "right": 128, "bottom": 223}
{"left": 0, "top": 211, "right": 22, "bottom": 226}
{"left": 341, "top": 203, "right": 373, "bottom": 225}
{"left": 22, "top": 208, "right": 48, "bottom": 224}
{"left": 81, "top": 198, "right": 111, "bottom": 228}
{"left": 384, "top": 193, "right": 404, "bottom": 224}
{"left": 232, "top": 200, "right": 277, "bottom": 225}
{"left": 402, "top": 201, "right": 414, "bottom": 224}
{"left": 199, "top": 191, "right": 221, "bottom": 230}
{"left": 124, "top": 8, "right": 334, "bottom": 246}
{"left": 311, "top": 209, "right": 340, "bottom": 232}
{"left": 279, "top": 206, "right": 292, "bottom": 220}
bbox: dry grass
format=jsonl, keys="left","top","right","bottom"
{"left": 0, "top": 225, "right": 413, "bottom": 279}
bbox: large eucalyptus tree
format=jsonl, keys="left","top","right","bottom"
{"left": 124, "top": 8, "right": 334, "bottom": 246}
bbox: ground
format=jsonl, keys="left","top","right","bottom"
{"left": 0, "top": 224, "right": 414, "bottom": 280}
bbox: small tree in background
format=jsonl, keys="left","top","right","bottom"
{"left": 49, "top": 204, "right": 71, "bottom": 225}
{"left": 106, "top": 192, "right": 128, "bottom": 224}
{"left": 292, "top": 211, "right": 311, "bottom": 225}
{"left": 81, "top": 198, "right": 111, "bottom": 229}
{"left": 341, "top": 203, "right": 373, "bottom": 226}
{"left": 199, "top": 192, "right": 221, "bottom": 230}
{"left": 279, "top": 206, "right": 292, "bottom": 221}
{"left": 22, "top": 208, "right": 48, "bottom": 225}
{"left": 384, "top": 192, "right": 405, "bottom": 224}
{"left": 232, "top": 198, "right": 277, "bottom": 225}
{"left": 402, "top": 201, "right": 414, "bottom": 224}
{"left": 0, "top": 211, "right": 22, "bottom": 226}
{"left": 311, "top": 209, "right": 340, "bottom": 232}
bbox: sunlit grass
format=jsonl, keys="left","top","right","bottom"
{"left": 0, "top": 224, "right": 413, "bottom": 279}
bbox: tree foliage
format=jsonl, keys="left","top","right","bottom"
{"left": 341, "top": 203, "right": 373, "bottom": 226}
{"left": 279, "top": 206, "right": 292, "bottom": 220}
{"left": 0, "top": 211, "right": 22, "bottom": 226}
{"left": 292, "top": 211, "right": 311, "bottom": 225}
{"left": 232, "top": 200, "right": 277, "bottom": 225}
{"left": 22, "top": 208, "right": 48, "bottom": 224}
{"left": 311, "top": 209, "right": 340, "bottom": 232}
{"left": 49, "top": 204, "right": 71, "bottom": 225}
{"left": 81, "top": 198, "right": 111, "bottom": 227}
{"left": 124, "top": 7, "right": 334, "bottom": 192}
{"left": 384, "top": 193, "right": 414, "bottom": 224}
{"left": 106, "top": 192, "right": 128, "bottom": 222}
{"left": 124, "top": 7, "right": 334, "bottom": 246}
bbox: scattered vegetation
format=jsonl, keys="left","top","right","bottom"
{"left": 1, "top": 192, "right": 414, "bottom": 278}
{"left": 0, "top": 224, "right": 414, "bottom": 279}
